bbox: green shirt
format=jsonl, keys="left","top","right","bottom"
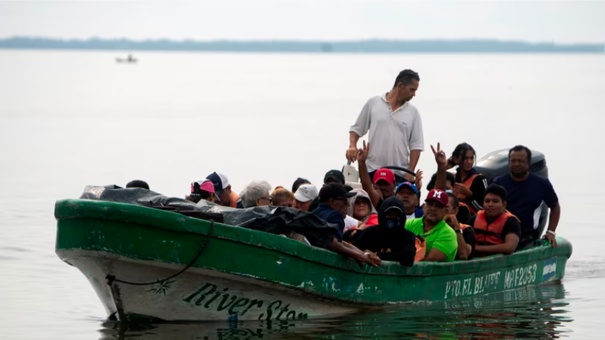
{"left": 405, "top": 217, "right": 458, "bottom": 262}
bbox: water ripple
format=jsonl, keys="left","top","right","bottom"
{"left": 95, "top": 284, "right": 572, "bottom": 340}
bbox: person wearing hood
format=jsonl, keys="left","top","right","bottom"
{"left": 346, "top": 188, "right": 379, "bottom": 230}
{"left": 346, "top": 196, "right": 417, "bottom": 266}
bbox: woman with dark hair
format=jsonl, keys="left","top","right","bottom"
{"left": 450, "top": 142, "right": 488, "bottom": 215}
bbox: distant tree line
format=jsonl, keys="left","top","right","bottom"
{"left": 0, "top": 37, "right": 602, "bottom": 53}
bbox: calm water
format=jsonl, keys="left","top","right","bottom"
{"left": 1, "top": 50, "right": 604, "bottom": 339}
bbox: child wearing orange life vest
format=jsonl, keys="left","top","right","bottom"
{"left": 467, "top": 184, "right": 521, "bottom": 256}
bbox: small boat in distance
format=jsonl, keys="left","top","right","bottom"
{"left": 116, "top": 54, "right": 137, "bottom": 63}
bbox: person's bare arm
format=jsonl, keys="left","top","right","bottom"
{"left": 456, "top": 233, "right": 472, "bottom": 260}
{"left": 408, "top": 149, "right": 421, "bottom": 178}
{"left": 445, "top": 215, "right": 471, "bottom": 260}
{"left": 330, "top": 238, "right": 381, "bottom": 267}
{"left": 422, "top": 248, "right": 447, "bottom": 262}
{"left": 358, "top": 141, "right": 381, "bottom": 208}
{"left": 543, "top": 202, "right": 561, "bottom": 247}
{"left": 346, "top": 132, "right": 361, "bottom": 162}
{"left": 474, "top": 233, "right": 520, "bottom": 256}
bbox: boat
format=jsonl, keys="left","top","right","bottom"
{"left": 54, "top": 149, "right": 572, "bottom": 323}
{"left": 116, "top": 54, "right": 137, "bottom": 63}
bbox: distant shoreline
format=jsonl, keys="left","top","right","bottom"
{"left": 0, "top": 37, "right": 603, "bottom": 53}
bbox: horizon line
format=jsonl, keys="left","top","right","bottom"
{"left": 1, "top": 36, "right": 604, "bottom": 46}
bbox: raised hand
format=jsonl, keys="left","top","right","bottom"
{"left": 431, "top": 143, "right": 447, "bottom": 168}
{"left": 415, "top": 169, "right": 424, "bottom": 190}
{"left": 358, "top": 141, "right": 370, "bottom": 163}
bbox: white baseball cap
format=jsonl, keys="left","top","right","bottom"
{"left": 294, "top": 184, "right": 318, "bottom": 203}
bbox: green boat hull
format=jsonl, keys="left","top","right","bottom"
{"left": 55, "top": 199, "right": 572, "bottom": 322}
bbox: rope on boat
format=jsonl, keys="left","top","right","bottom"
{"left": 105, "top": 220, "right": 215, "bottom": 287}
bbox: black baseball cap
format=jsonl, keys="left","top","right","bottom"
{"left": 323, "top": 170, "right": 345, "bottom": 185}
{"left": 318, "top": 183, "right": 355, "bottom": 202}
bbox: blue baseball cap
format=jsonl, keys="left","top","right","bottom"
{"left": 395, "top": 181, "right": 419, "bottom": 196}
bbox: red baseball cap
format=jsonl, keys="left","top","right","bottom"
{"left": 373, "top": 168, "right": 396, "bottom": 185}
{"left": 425, "top": 189, "right": 449, "bottom": 207}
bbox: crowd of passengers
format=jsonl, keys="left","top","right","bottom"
{"left": 126, "top": 142, "right": 560, "bottom": 268}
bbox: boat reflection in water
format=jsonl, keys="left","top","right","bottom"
{"left": 99, "top": 282, "right": 571, "bottom": 339}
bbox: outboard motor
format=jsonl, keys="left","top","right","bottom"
{"left": 475, "top": 148, "right": 547, "bottom": 182}
{"left": 474, "top": 148, "right": 549, "bottom": 240}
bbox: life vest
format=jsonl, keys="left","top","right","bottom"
{"left": 414, "top": 236, "right": 426, "bottom": 262}
{"left": 455, "top": 172, "right": 480, "bottom": 213}
{"left": 473, "top": 210, "right": 519, "bottom": 245}
{"left": 458, "top": 172, "right": 479, "bottom": 189}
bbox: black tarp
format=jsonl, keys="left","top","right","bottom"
{"left": 80, "top": 185, "right": 337, "bottom": 249}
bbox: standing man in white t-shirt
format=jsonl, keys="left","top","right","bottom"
{"left": 346, "top": 69, "right": 424, "bottom": 182}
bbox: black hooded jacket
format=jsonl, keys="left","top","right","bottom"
{"left": 347, "top": 196, "right": 417, "bottom": 266}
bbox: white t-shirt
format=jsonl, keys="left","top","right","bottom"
{"left": 344, "top": 215, "right": 359, "bottom": 232}
{"left": 350, "top": 94, "right": 424, "bottom": 174}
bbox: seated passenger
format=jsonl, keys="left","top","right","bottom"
{"left": 395, "top": 181, "right": 423, "bottom": 220}
{"left": 492, "top": 145, "right": 560, "bottom": 249}
{"left": 313, "top": 183, "right": 382, "bottom": 267}
{"left": 445, "top": 192, "right": 475, "bottom": 260}
{"left": 450, "top": 143, "right": 488, "bottom": 214}
{"left": 186, "top": 179, "right": 217, "bottom": 204}
{"left": 323, "top": 169, "right": 346, "bottom": 185}
{"left": 291, "top": 177, "right": 311, "bottom": 193}
{"left": 206, "top": 172, "right": 239, "bottom": 208}
{"left": 346, "top": 196, "right": 416, "bottom": 266}
{"left": 271, "top": 186, "right": 295, "bottom": 207}
{"left": 313, "top": 183, "right": 355, "bottom": 240}
{"left": 293, "top": 184, "right": 318, "bottom": 211}
{"left": 405, "top": 188, "right": 458, "bottom": 262}
{"left": 467, "top": 184, "right": 521, "bottom": 256}
{"left": 427, "top": 167, "right": 473, "bottom": 223}
{"left": 346, "top": 188, "right": 378, "bottom": 230}
{"left": 240, "top": 180, "right": 272, "bottom": 208}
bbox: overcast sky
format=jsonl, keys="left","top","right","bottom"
{"left": 1, "top": 1, "right": 604, "bottom": 43}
